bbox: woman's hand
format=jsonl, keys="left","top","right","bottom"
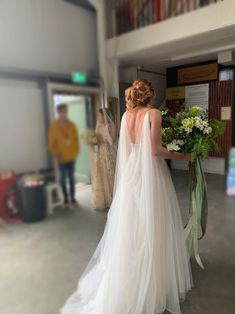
{"left": 180, "top": 153, "right": 193, "bottom": 161}
{"left": 87, "top": 138, "right": 98, "bottom": 145}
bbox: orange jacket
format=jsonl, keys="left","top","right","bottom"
{"left": 48, "top": 119, "right": 80, "bottom": 163}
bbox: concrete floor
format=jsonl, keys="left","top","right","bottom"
{"left": 0, "top": 171, "right": 235, "bottom": 314}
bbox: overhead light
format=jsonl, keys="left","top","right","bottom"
{"left": 218, "top": 51, "right": 235, "bottom": 65}
{"left": 171, "top": 44, "right": 235, "bottom": 62}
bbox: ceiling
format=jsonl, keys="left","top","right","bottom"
{"left": 119, "top": 24, "right": 235, "bottom": 72}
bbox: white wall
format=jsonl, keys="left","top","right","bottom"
{"left": 0, "top": 78, "right": 48, "bottom": 173}
{"left": 0, "top": 0, "right": 98, "bottom": 74}
{"left": 172, "top": 158, "right": 225, "bottom": 175}
{"left": 119, "top": 66, "right": 137, "bottom": 83}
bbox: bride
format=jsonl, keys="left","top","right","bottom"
{"left": 61, "top": 79, "right": 192, "bottom": 314}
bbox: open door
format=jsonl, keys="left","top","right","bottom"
{"left": 47, "top": 82, "right": 101, "bottom": 184}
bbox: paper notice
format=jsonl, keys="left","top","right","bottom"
{"left": 185, "top": 84, "right": 209, "bottom": 111}
{"left": 221, "top": 107, "right": 231, "bottom": 121}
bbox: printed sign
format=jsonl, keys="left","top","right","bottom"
{"left": 221, "top": 107, "right": 231, "bottom": 121}
{"left": 166, "top": 86, "right": 185, "bottom": 100}
{"left": 185, "top": 84, "right": 209, "bottom": 111}
{"left": 178, "top": 63, "right": 218, "bottom": 84}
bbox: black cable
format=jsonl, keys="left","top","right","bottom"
{"left": 137, "top": 68, "right": 166, "bottom": 77}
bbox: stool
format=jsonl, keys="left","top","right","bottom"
{"left": 45, "top": 182, "right": 64, "bottom": 215}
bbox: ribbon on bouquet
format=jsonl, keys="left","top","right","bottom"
{"left": 184, "top": 157, "right": 208, "bottom": 269}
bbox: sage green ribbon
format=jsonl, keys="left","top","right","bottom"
{"left": 184, "top": 157, "right": 208, "bottom": 269}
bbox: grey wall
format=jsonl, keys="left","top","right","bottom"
{"left": 0, "top": 0, "right": 98, "bottom": 75}
{"left": 0, "top": 0, "right": 98, "bottom": 173}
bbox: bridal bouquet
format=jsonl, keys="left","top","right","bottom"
{"left": 161, "top": 106, "right": 225, "bottom": 159}
{"left": 161, "top": 105, "right": 225, "bottom": 269}
{"left": 81, "top": 130, "right": 98, "bottom": 145}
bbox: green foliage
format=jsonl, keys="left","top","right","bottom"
{"left": 188, "top": 106, "right": 203, "bottom": 117}
{"left": 210, "top": 119, "right": 226, "bottom": 137}
{"left": 161, "top": 106, "right": 226, "bottom": 159}
{"left": 162, "top": 127, "right": 174, "bottom": 146}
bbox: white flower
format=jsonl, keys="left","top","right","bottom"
{"left": 166, "top": 139, "right": 183, "bottom": 151}
{"left": 167, "top": 143, "right": 180, "bottom": 151}
{"left": 176, "top": 140, "right": 185, "bottom": 145}
{"left": 195, "top": 117, "right": 204, "bottom": 130}
{"left": 203, "top": 126, "right": 212, "bottom": 134}
{"left": 195, "top": 117, "right": 210, "bottom": 133}
{"left": 185, "top": 127, "right": 193, "bottom": 134}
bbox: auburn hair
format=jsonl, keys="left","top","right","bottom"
{"left": 125, "top": 79, "right": 155, "bottom": 110}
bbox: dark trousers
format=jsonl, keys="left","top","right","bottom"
{"left": 59, "top": 161, "right": 75, "bottom": 202}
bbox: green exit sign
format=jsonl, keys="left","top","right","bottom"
{"left": 72, "top": 71, "right": 87, "bottom": 84}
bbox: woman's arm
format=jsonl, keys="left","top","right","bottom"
{"left": 149, "top": 109, "right": 191, "bottom": 161}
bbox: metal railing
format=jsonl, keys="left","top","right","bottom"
{"left": 106, "top": 0, "right": 223, "bottom": 39}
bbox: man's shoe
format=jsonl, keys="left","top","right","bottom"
{"left": 71, "top": 198, "right": 79, "bottom": 206}
{"left": 64, "top": 199, "right": 70, "bottom": 207}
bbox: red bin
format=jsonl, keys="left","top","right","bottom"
{"left": 0, "top": 171, "right": 17, "bottom": 219}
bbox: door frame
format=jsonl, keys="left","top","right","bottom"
{"left": 47, "top": 82, "right": 101, "bottom": 183}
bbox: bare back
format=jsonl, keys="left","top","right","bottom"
{"left": 125, "top": 107, "right": 152, "bottom": 144}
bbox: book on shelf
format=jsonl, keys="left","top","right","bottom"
{"left": 128, "top": 0, "right": 218, "bottom": 30}
{"left": 154, "top": 0, "right": 165, "bottom": 22}
{"left": 129, "top": 0, "right": 155, "bottom": 28}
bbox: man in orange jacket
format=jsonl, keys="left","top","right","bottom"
{"left": 48, "top": 104, "right": 80, "bottom": 205}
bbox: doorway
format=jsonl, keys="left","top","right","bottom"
{"left": 53, "top": 94, "right": 94, "bottom": 184}
{"left": 47, "top": 82, "right": 100, "bottom": 189}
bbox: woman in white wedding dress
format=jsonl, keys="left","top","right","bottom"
{"left": 61, "top": 79, "right": 192, "bottom": 314}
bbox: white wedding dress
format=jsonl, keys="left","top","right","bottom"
{"left": 61, "top": 111, "right": 192, "bottom": 314}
